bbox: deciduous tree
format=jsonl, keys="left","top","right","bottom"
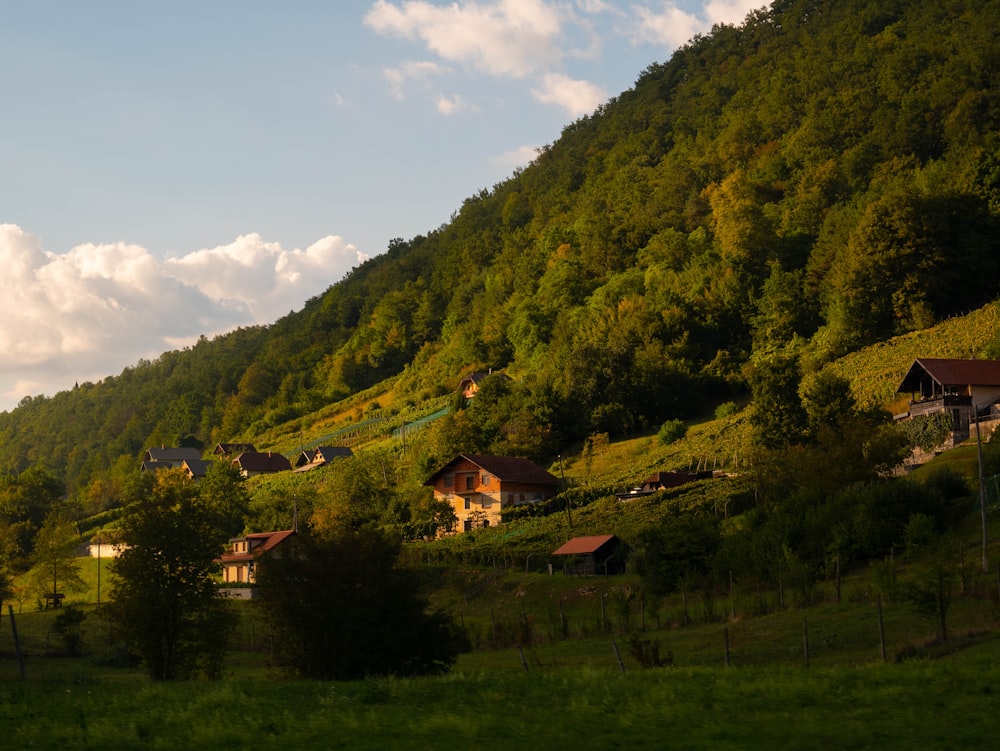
{"left": 255, "top": 526, "right": 468, "bottom": 680}
{"left": 107, "top": 470, "right": 236, "bottom": 680}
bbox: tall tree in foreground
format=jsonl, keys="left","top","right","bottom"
{"left": 107, "top": 470, "right": 236, "bottom": 680}
{"left": 26, "top": 510, "right": 86, "bottom": 605}
{"left": 255, "top": 526, "right": 468, "bottom": 680}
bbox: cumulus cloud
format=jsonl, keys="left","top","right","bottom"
{"left": 629, "top": 0, "right": 765, "bottom": 47}
{"left": 435, "top": 93, "right": 478, "bottom": 115}
{"left": 531, "top": 73, "right": 608, "bottom": 117}
{"left": 0, "top": 225, "right": 368, "bottom": 410}
{"left": 365, "top": 0, "right": 566, "bottom": 78}
{"left": 382, "top": 59, "right": 449, "bottom": 99}
{"left": 492, "top": 144, "right": 542, "bottom": 168}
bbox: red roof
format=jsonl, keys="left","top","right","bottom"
{"left": 898, "top": 358, "right": 1000, "bottom": 392}
{"left": 219, "top": 529, "right": 295, "bottom": 563}
{"left": 425, "top": 453, "right": 559, "bottom": 487}
{"left": 552, "top": 534, "right": 618, "bottom": 556}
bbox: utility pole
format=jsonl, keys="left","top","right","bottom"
{"left": 975, "top": 403, "right": 988, "bottom": 572}
{"left": 558, "top": 454, "right": 572, "bottom": 528}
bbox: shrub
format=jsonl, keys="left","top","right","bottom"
{"left": 714, "top": 401, "right": 738, "bottom": 419}
{"left": 52, "top": 606, "right": 86, "bottom": 656}
{"left": 657, "top": 419, "right": 688, "bottom": 445}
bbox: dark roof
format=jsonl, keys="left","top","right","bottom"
{"left": 182, "top": 459, "right": 211, "bottom": 478}
{"left": 642, "top": 470, "right": 712, "bottom": 488}
{"left": 143, "top": 446, "right": 202, "bottom": 464}
{"left": 552, "top": 534, "right": 618, "bottom": 556}
{"left": 232, "top": 451, "right": 291, "bottom": 473}
{"left": 898, "top": 358, "right": 1000, "bottom": 393}
{"left": 295, "top": 446, "right": 353, "bottom": 470}
{"left": 460, "top": 371, "right": 491, "bottom": 386}
{"left": 424, "top": 453, "right": 560, "bottom": 486}
{"left": 214, "top": 442, "right": 256, "bottom": 456}
{"left": 315, "top": 446, "right": 353, "bottom": 462}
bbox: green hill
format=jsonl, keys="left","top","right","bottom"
{"left": 2, "top": 0, "right": 1000, "bottom": 501}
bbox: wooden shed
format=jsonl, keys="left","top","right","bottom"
{"left": 552, "top": 534, "right": 624, "bottom": 576}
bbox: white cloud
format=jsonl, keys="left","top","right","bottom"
{"left": 364, "top": 0, "right": 567, "bottom": 78}
{"left": 530, "top": 73, "right": 608, "bottom": 117}
{"left": 705, "top": 0, "right": 766, "bottom": 26}
{"left": 436, "top": 93, "right": 478, "bottom": 115}
{"left": 492, "top": 144, "right": 542, "bottom": 168}
{"left": 629, "top": 1, "right": 764, "bottom": 47}
{"left": 382, "top": 59, "right": 449, "bottom": 99}
{"left": 0, "top": 225, "right": 368, "bottom": 410}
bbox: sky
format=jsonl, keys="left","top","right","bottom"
{"left": 0, "top": 0, "right": 763, "bottom": 411}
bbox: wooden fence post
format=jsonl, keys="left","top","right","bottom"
{"left": 611, "top": 640, "right": 626, "bottom": 673}
{"left": 877, "top": 595, "right": 887, "bottom": 662}
{"left": 8, "top": 605, "right": 26, "bottom": 680}
{"left": 802, "top": 618, "right": 810, "bottom": 667}
{"left": 724, "top": 627, "right": 731, "bottom": 667}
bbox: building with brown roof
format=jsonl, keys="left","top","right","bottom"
{"left": 552, "top": 534, "right": 624, "bottom": 576}
{"left": 458, "top": 370, "right": 511, "bottom": 400}
{"left": 896, "top": 358, "right": 1000, "bottom": 438}
{"left": 424, "top": 453, "right": 561, "bottom": 533}
{"left": 218, "top": 529, "right": 296, "bottom": 587}
{"left": 214, "top": 442, "right": 257, "bottom": 458}
{"left": 141, "top": 446, "right": 203, "bottom": 472}
{"left": 231, "top": 450, "right": 292, "bottom": 478}
{"left": 294, "top": 445, "right": 354, "bottom": 472}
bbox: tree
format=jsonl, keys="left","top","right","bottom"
{"left": 632, "top": 510, "right": 720, "bottom": 597}
{"left": 27, "top": 510, "right": 86, "bottom": 604}
{"left": 254, "top": 526, "right": 469, "bottom": 679}
{"left": 107, "top": 470, "right": 237, "bottom": 680}
{"left": 746, "top": 348, "right": 808, "bottom": 449}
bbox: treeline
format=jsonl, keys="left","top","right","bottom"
{"left": 1, "top": 0, "right": 1000, "bottom": 497}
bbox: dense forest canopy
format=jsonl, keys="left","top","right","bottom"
{"left": 1, "top": 0, "right": 999, "bottom": 495}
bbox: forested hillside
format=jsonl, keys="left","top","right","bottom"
{"left": 2, "top": 0, "right": 1000, "bottom": 495}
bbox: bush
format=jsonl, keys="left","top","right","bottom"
{"left": 657, "top": 419, "right": 688, "bottom": 445}
{"left": 52, "top": 606, "right": 86, "bottom": 656}
{"left": 714, "top": 401, "right": 738, "bottom": 419}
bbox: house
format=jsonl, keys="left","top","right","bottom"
{"left": 424, "top": 453, "right": 561, "bottom": 533}
{"left": 458, "top": 370, "right": 511, "bottom": 400}
{"left": 294, "top": 445, "right": 354, "bottom": 472}
{"left": 218, "top": 529, "right": 296, "bottom": 591}
{"left": 214, "top": 442, "right": 256, "bottom": 458}
{"left": 180, "top": 458, "right": 211, "bottom": 480}
{"left": 552, "top": 534, "right": 624, "bottom": 576}
{"left": 231, "top": 450, "right": 292, "bottom": 478}
{"left": 896, "top": 358, "right": 1000, "bottom": 440}
{"left": 616, "top": 470, "right": 714, "bottom": 500}
{"left": 141, "top": 446, "right": 203, "bottom": 472}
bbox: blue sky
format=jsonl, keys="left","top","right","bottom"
{"left": 0, "top": 0, "right": 762, "bottom": 410}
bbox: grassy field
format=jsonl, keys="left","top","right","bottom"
{"left": 4, "top": 640, "right": 1000, "bottom": 749}
{"left": 5, "top": 545, "right": 1000, "bottom": 750}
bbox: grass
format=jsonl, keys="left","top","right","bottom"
{"left": 4, "top": 648, "right": 1000, "bottom": 749}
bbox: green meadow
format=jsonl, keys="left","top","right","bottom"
{"left": 5, "top": 554, "right": 1000, "bottom": 750}
{"left": 3, "top": 646, "right": 1000, "bottom": 749}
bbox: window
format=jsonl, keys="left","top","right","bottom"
{"left": 443, "top": 473, "right": 454, "bottom": 488}
{"left": 481, "top": 474, "right": 491, "bottom": 485}
{"left": 465, "top": 474, "right": 475, "bottom": 490}
{"left": 463, "top": 519, "right": 472, "bottom": 532}
{"left": 482, "top": 498, "right": 492, "bottom": 508}
{"left": 464, "top": 498, "right": 471, "bottom": 510}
